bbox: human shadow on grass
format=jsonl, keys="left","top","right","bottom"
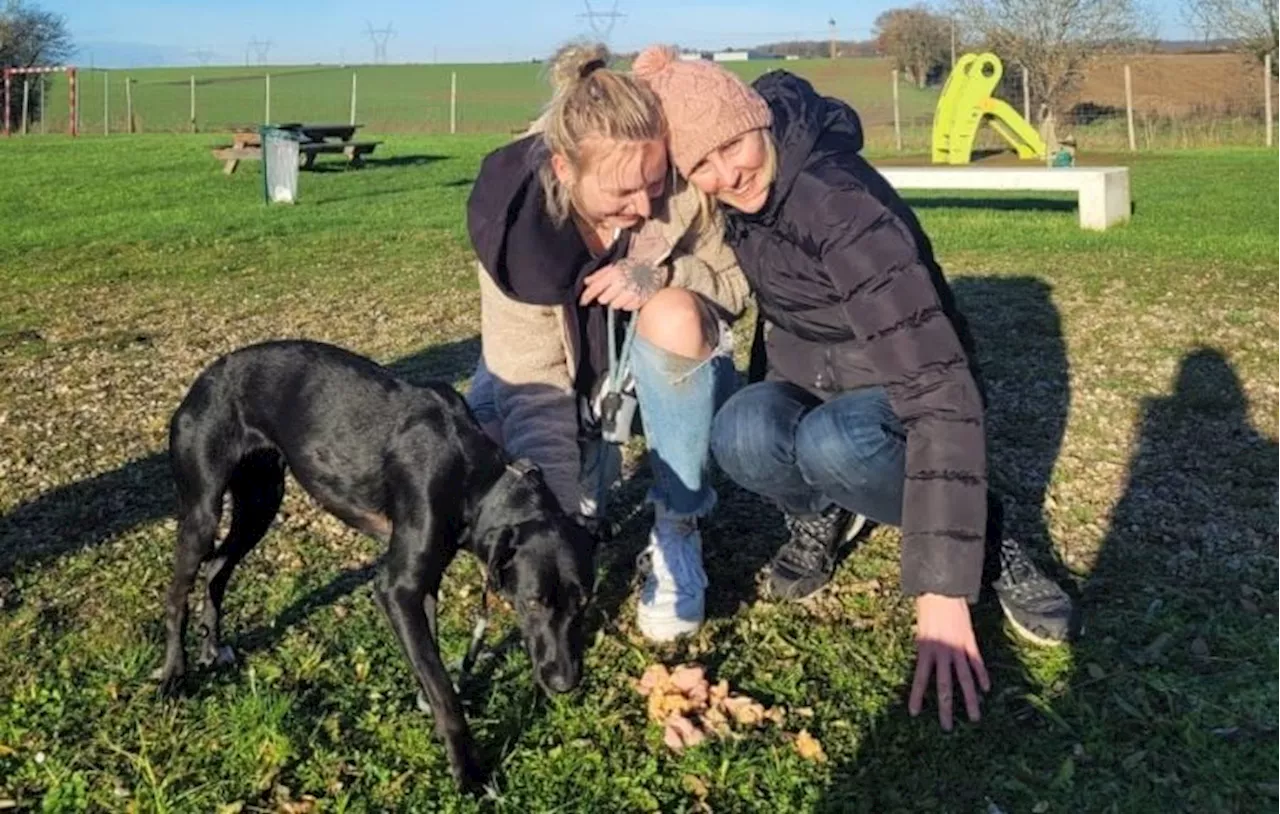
{"left": 765, "top": 273, "right": 1071, "bottom": 812}
{"left": 814, "top": 349, "right": 1276, "bottom": 810}
{"left": 0, "top": 335, "right": 480, "bottom": 586}
{"left": 1038, "top": 348, "right": 1278, "bottom": 809}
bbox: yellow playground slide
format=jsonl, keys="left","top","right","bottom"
{"left": 931, "top": 52, "right": 1047, "bottom": 165}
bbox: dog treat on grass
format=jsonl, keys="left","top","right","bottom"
{"left": 792, "top": 729, "right": 828, "bottom": 763}
{"left": 633, "top": 662, "right": 789, "bottom": 752}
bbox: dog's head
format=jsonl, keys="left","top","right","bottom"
{"left": 477, "top": 463, "right": 597, "bottom": 695}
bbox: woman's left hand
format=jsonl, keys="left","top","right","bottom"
{"left": 580, "top": 259, "right": 668, "bottom": 311}
{"left": 908, "top": 593, "right": 990, "bottom": 731}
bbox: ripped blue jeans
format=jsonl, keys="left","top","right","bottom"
{"left": 468, "top": 327, "right": 737, "bottom": 519}
{"left": 630, "top": 331, "right": 738, "bottom": 517}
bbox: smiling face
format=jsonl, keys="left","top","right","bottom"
{"left": 552, "top": 136, "right": 668, "bottom": 231}
{"left": 503, "top": 518, "right": 596, "bottom": 695}
{"left": 685, "top": 128, "right": 772, "bottom": 214}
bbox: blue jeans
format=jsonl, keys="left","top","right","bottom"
{"left": 710, "top": 381, "right": 906, "bottom": 524}
{"left": 631, "top": 333, "right": 738, "bottom": 517}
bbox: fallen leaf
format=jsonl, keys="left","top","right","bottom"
{"left": 1138, "top": 632, "right": 1173, "bottom": 663}
{"left": 1189, "top": 637, "right": 1210, "bottom": 659}
{"left": 793, "top": 729, "right": 827, "bottom": 763}
{"left": 278, "top": 797, "right": 317, "bottom": 814}
{"left": 682, "top": 774, "right": 709, "bottom": 800}
{"left": 1086, "top": 662, "right": 1106, "bottom": 680}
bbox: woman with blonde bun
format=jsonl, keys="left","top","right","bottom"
{"left": 466, "top": 43, "right": 749, "bottom": 642}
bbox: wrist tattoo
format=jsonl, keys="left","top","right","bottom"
{"left": 620, "top": 260, "right": 666, "bottom": 299}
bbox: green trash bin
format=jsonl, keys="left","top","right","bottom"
{"left": 261, "top": 125, "right": 301, "bottom": 204}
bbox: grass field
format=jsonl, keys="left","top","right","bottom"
{"left": 0, "top": 135, "right": 1276, "bottom": 813}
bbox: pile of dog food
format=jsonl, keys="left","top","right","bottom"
{"left": 634, "top": 663, "right": 826, "bottom": 761}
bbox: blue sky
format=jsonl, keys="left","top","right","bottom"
{"left": 46, "top": 0, "right": 1197, "bottom": 68}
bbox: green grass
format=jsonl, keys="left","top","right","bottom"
{"left": 0, "top": 136, "right": 1276, "bottom": 812}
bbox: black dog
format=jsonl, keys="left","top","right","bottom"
{"left": 156, "top": 340, "right": 596, "bottom": 789}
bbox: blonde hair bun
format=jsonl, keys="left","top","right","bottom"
{"left": 548, "top": 42, "right": 611, "bottom": 92}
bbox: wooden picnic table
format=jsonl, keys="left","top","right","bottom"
{"left": 276, "top": 122, "right": 360, "bottom": 144}
{"left": 211, "top": 122, "right": 383, "bottom": 174}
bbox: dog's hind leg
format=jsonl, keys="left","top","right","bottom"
{"left": 157, "top": 474, "right": 225, "bottom": 694}
{"left": 197, "top": 448, "right": 285, "bottom": 668}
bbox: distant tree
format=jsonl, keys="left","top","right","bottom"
{"left": 952, "top": 0, "right": 1145, "bottom": 145}
{"left": 1183, "top": 0, "right": 1278, "bottom": 63}
{"left": 0, "top": 0, "right": 72, "bottom": 128}
{"left": 873, "top": 6, "right": 953, "bottom": 87}
{"left": 0, "top": 0, "right": 72, "bottom": 69}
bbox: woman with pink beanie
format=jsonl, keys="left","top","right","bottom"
{"left": 632, "top": 46, "right": 1075, "bottom": 731}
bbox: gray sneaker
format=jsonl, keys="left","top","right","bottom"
{"left": 991, "top": 537, "right": 1074, "bottom": 646}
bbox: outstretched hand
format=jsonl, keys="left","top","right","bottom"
{"left": 908, "top": 593, "right": 990, "bottom": 731}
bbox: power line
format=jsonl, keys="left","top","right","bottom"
{"left": 577, "top": 0, "right": 626, "bottom": 43}
{"left": 246, "top": 38, "right": 272, "bottom": 66}
{"left": 366, "top": 22, "right": 395, "bottom": 64}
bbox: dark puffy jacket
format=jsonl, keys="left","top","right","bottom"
{"left": 727, "top": 71, "right": 987, "bottom": 600}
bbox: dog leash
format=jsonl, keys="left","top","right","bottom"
{"left": 458, "top": 460, "right": 535, "bottom": 679}
{"left": 592, "top": 306, "right": 640, "bottom": 515}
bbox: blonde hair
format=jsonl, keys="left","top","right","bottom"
{"left": 689, "top": 128, "right": 778, "bottom": 225}
{"left": 536, "top": 43, "right": 666, "bottom": 225}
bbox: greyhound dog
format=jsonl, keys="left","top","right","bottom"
{"left": 156, "top": 340, "right": 596, "bottom": 790}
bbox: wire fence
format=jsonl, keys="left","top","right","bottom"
{"left": 8, "top": 54, "right": 1278, "bottom": 151}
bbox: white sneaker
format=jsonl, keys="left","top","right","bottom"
{"left": 636, "top": 509, "right": 707, "bottom": 642}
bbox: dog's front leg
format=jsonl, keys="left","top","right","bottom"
{"left": 375, "top": 525, "right": 484, "bottom": 792}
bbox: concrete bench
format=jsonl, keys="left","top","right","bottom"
{"left": 878, "top": 166, "right": 1131, "bottom": 230}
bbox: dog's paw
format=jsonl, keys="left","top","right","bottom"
{"left": 198, "top": 644, "right": 236, "bottom": 669}
{"left": 447, "top": 738, "right": 487, "bottom": 794}
{"left": 152, "top": 666, "right": 185, "bottom": 697}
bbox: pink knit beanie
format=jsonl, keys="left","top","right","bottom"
{"left": 632, "top": 45, "right": 772, "bottom": 177}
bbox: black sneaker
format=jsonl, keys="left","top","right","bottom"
{"left": 991, "top": 537, "right": 1074, "bottom": 646}
{"left": 768, "top": 506, "right": 868, "bottom": 600}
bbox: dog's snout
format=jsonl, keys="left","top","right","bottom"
{"left": 541, "top": 667, "right": 579, "bottom": 694}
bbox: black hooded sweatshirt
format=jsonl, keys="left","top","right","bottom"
{"left": 466, "top": 135, "right": 629, "bottom": 400}
{"left": 727, "top": 71, "right": 987, "bottom": 600}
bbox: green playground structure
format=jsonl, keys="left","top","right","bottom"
{"left": 932, "top": 52, "right": 1047, "bottom": 164}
